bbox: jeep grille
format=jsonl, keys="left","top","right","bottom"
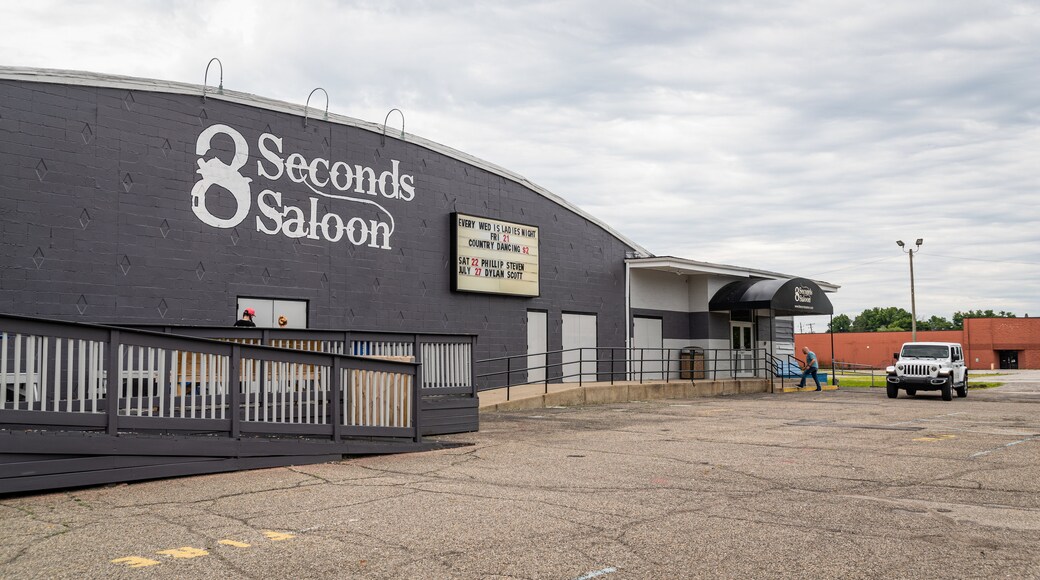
{"left": 902, "top": 363, "right": 932, "bottom": 377}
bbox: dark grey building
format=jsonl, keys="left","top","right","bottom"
{"left": 0, "top": 66, "right": 842, "bottom": 493}
{"left": 0, "top": 66, "right": 836, "bottom": 383}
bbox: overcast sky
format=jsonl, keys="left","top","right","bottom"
{"left": 3, "top": 1, "right": 1038, "bottom": 331}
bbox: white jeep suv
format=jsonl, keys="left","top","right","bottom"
{"left": 885, "top": 342, "right": 968, "bottom": 401}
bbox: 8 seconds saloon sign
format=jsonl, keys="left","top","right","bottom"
{"left": 451, "top": 212, "right": 539, "bottom": 297}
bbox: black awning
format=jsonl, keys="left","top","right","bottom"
{"left": 709, "top": 278, "right": 833, "bottom": 316}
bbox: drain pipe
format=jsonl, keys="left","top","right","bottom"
{"left": 625, "top": 259, "right": 631, "bottom": 381}
{"left": 830, "top": 314, "right": 836, "bottom": 387}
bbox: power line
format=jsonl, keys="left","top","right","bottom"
{"left": 811, "top": 252, "right": 1040, "bottom": 278}
{"left": 924, "top": 253, "right": 1040, "bottom": 266}
{"left": 812, "top": 256, "right": 897, "bottom": 276}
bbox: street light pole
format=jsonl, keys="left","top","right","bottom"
{"left": 897, "top": 239, "right": 923, "bottom": 341}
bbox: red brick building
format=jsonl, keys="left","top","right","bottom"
{"left": 795, "top": 317, "right": 1040, "bottom": 370}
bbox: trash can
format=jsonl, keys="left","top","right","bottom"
{"left": 680, "top": 347, "right": 705, "bottom": 380}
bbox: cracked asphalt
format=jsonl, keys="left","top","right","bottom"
{"left": 3, "top": 374, "right": 1040, "bottom": 579}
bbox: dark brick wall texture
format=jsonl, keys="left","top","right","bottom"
{"left": 0, "top": 79, "right": 635, "bottom": 364}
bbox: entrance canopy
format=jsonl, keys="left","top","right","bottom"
{"left": 709, "top": 278, "right": 833, "bottom": 316}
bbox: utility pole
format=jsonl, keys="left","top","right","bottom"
{"left": 897, "top": 238, "right": 923, "bottom": 341}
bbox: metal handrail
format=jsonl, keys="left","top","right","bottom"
{"left": 833, "top": 360, "right": 882, "bottom": 371}
{"left": 476, "top": 346, "right": 772, "bottom": 402}
{"left": 833, "top": 359, "right": 884, "bottom": 387}
{"left": 764, "top": 352, "right": 809, "bottom": 391}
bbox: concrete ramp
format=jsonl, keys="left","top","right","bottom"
{"left": 480, "top": 379, "right": 771, "bottom": 412}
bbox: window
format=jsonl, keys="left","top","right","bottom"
{"left": 900, "top": 344, "right": 949, "bottom": 359}
{"left": 237, "top": 298, "right": 308, "bottom": 328}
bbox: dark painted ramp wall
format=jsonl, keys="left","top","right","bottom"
{"left": 0, "top": 77, "right": 633, "bottom": 367}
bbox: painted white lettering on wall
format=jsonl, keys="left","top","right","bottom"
{"left": 192, "top": 124, "right": 415, "bottom": 250}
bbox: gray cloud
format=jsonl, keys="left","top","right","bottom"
{"left": 2, "top": 0, "right": 1037, "bottom": 327}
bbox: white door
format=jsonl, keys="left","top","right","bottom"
{"left": 562, "top": 313, "right": 597, "bottom": 383}
{"left": 527, "top": 311, "right": 547, "bottom": 384}
{"left": 633, "top": 317, "right": 664, "bottom": 380}
{"left": 731, "top": 321, "right": 754, "bottom": 377}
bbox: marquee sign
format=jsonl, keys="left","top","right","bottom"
{"left": 451, "top": 212, "right": 539, "bottom": 297}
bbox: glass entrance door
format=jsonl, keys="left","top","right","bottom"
{"left": 731, "top": 321, "right": 754, "bottom": 377}
{"left": 999, "top": 350, "right": 1019, "bottom": 370}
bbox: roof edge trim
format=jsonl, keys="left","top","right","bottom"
{"left": 627, "top": 256, "right": 839, "bottom": 292}
{"left": 0, "top": 65, "right": 653, "bottom": 257}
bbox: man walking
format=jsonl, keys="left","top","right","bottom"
{"left": 798, "top": 346, "right": 822, "bottom": 391}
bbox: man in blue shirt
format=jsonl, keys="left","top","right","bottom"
{"left": 798, "top": 346, "right": 822, "bottom": 391}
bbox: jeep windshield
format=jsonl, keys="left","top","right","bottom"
{"left": 901, "top": 345, "right": 950, "bottom": 359}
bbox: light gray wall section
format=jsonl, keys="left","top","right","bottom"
{"left": 0, "top": 79, "right": 635, "bottom": 367}
{"left": 630, "top": 269, "right": 688, "bottom": 311}
{"left": 697, "top": 312, "right": 733, "bottom": 342}
{"left": 630, "top": 308, "right": 731, "bottom": 341}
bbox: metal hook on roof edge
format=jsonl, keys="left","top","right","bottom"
{"left": 304, "top": 88, "right": 329, "bottom": 128}
{"left": 381, "top": 108, "right": 405, "bottom": 146}
{"left": 202, "top": 58, "right": 223, "bottom": 103}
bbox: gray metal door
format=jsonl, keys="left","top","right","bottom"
{"left": 527, "top": 311, "right": 547, "bottom": 383}
{"left": 633, "top": 317, "right": 664, "bottom": 380}
{"left": 562, "top": 313, "right": 597, "bottom": 383}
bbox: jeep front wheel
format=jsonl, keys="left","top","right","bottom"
{"left": 887, "top": 384, "right": 899, "bottom": 399}
{"left": 941, "top": 379, "right": 953, "bottom": 401}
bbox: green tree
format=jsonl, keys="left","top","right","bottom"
{"left": 918, "top": 315, "right": 955, "bottom": 331}
{"left": 828, "top": 314, "right": 852, "bottom": 333}
{"left": 852, "top": 307, "right": 912, "bottom": 332}
{"left": 953, "top": 309, "right": 1016, "bottom": 329}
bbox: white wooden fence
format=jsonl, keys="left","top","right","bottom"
{"left": 1, "top": 325, "right": 418, "bottom": 432}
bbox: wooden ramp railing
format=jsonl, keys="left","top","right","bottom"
{"left": 0, "top": 314, "right": 440, "bottom": 494}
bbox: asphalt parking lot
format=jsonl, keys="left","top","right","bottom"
{"left": 3, "top": 374, "right": 1040, "bottom": 579}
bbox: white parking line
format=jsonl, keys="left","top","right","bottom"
{"left": 971, "top": 435, "right": 1039, "bottom": 458}
{"left": 573, "top": 567, "right": 618, "bottom": 580}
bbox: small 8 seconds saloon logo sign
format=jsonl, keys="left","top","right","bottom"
{"left": 794, "top": 285, "right": 814, "bottom": 304}
{"left": 190, "top": 124, "right": 415, "bottom": 250}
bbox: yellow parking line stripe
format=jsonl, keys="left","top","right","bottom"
{"left": 914, "top": 434, "right": 956, "bottom": 442}
{"left": 157, "top": 547, "right": 209, "bottom": 559}
{"left": 111, "top": 556, "right": 161, "bottom": 568}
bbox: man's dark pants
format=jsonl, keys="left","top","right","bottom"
{"left": 799, "top": 367, "right": 821, "bottom": 389}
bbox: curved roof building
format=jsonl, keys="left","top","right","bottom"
{"left": 0, "top": 66, "right": 835, "bottom": 374}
